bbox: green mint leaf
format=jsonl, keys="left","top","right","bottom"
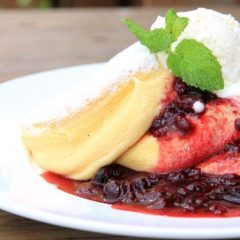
{"left": 165, "top": 8, "right": 189, "bottom": 40}
{"left": 167, "top": 39, "right": 224, "bottom": 91}
{"left": 122, "top": 18, "right": 174, "bottom": 53}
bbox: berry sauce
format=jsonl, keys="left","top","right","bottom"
{"left": 224, "top": 140, "right": 240, "bottom": 153}
{"left": 149, "top": 78, "right": 216, "bottom": 137}
{"left": 42, "top": 163, "right": 240, "bottom": 218}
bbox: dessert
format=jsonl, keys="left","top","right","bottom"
{"left": 22, "top": 8, "right": 240, "bottom": 217}
{"left": 22, "top": 42, "right": 175, "bottom": 180}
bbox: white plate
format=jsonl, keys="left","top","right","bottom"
{"left": 0, "top": 63, "right": 240, "bottom": 239}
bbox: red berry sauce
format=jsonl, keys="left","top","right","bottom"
{"left": 42, "top": 163, "right": 240, "bottom": 217}
{"left": 149, "top": 78, "right": 216, "bottom": 137}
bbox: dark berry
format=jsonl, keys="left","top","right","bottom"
{"left": 103, "top": 180, "right": 120, "bottom": 202}
{"left": 224, "top": 142, "right": 240, "bottom": 153}
{"left": 209, "top": 203, "right": 227, "bottom": 214}
{"left": 168, "top": 171, "right": 185, "bottom": 182}
{"left": 223, "top": 186, "right": 240, "bottom": 204}
{"left": 136, "top": 191, "right": 161, "bottom": 204}
{"left": 175, "top": 78, "right": 187, "bottom": 95}
{"left": 174, "top": 115, "right": 193, "bottom": 134}
{"left": 75, "top": 183, "right": 99, "bottom": 196}
{"left": 235, "top": 118, "right": 240, "bottom": 131}
{"left": 176, "top": 95, "right": 199, "bottom": 112}
{"left": 132, "top": 177, "right": 151, "bottom": 191}
{"left": 186, "top": 168, "right": 201, "bottom": 180}
{"left": 177, "top": 187, "right": 188, "bottom": 195}
{"left": 149, "top": 198, "right": 167, "bottom": 209}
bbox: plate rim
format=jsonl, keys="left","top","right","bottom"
{"left": 2, "top": 200, "right": 240, "bottom": 239}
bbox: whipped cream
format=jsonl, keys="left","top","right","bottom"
{"left": 151, "top": 8, "right": 240, "bottom": 99}
{"left": 193, "top": 101, "right": 205, "bottom": 113}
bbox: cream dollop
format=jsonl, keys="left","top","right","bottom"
{"left": 151, "top": 8, "right": 240, "bottom": 99}
{"left": 193, "top": 101, "right": 205, "bottom": 113}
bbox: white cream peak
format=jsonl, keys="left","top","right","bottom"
{"left": 152, "top": 8, "right": 240, "bottom": 98}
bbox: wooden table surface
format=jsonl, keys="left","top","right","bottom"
{"left": 0, "top": 6, "right": 239, "bottom": 240}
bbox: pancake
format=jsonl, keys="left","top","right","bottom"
{"left": 22, "top": 42, "right": 174, "bottom": 180}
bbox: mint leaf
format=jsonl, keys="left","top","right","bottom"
{"left": 122, "top": 18, "right": 174, "bottom": 53}
{"left": 122, "top": 10, "right": 224, "bottom": 92}
{"left": 167, "top": 39, "right": 224, "bottom": 91}
{"left": 165, "top": 9, "right": 189, "bottom": 40}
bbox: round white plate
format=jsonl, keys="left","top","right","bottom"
{"left": 0, "top": 64, "right": 240, "bottom": 239}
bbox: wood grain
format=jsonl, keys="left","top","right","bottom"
{"left": 0, "top": 7, "right": 239, "bottom": 240}
{"left": 0, "top": 210, "right": 153, "bottom": 240}
{"left": 0, "top": 7, "right": 239, "bottom": 84}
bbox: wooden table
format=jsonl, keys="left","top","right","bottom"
{"left": 0, "top": 6, "right": 239, "bottom": 240}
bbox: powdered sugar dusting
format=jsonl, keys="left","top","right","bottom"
{"left": 25, "top": 42, "right": 158, "bottom": 126}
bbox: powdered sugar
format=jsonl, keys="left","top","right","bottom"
{"left": 25, "top": 42, "right": 158, "bottom": 126}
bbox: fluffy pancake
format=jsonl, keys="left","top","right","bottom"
{"left": 22, "top": 42, "right": 174, "bottom": 180}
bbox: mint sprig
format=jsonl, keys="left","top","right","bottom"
{"left": 122, "top": 18, "right": 174, "bottom": 53}
{"left": 165, "top": 8, "right": 189, "bottom": 40}
{"left": 122, "top": 9, "right": 224, "bottom": 92}
{"left": 167, "top": 39, "right": 224, "bottom": 91}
